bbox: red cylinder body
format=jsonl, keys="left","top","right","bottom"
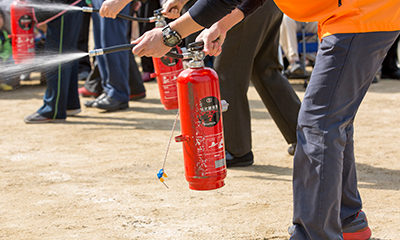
{"left": 10, "top": 0, "right": 35, "bottom": 64}
{"left": 151, "top": 47, "right": 184, "bottom": 110}
{"left": 175, "top": 65, "right": 227, "bottom": 191}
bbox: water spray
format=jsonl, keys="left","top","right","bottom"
{"left": 82, "top": 7, "right": 156, "bottom": 22}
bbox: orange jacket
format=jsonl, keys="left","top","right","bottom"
{"left": 275, "top": 0, "right": 400, "bottom": 38}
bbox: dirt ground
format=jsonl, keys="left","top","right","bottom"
{"left": 1, "top": 75, "right": 400, "bottom": 240}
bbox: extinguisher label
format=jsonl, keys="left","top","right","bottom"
{"left": 160, "top": 70, "right": 179, "bottom": 100}
{"left": 195, "top": 132, "right": 225, "bottom": 170}
{"left": 160, "top": 47, "right": 179, "bottom": 67}
{"left": 19, "top": 15, "right": 33, "bottom": 31}
{"left": 199, "top": 96, "right": 221, "bottom": 127}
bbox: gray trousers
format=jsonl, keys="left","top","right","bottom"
{"left": 214, "top": 1, "right": 301, "bottom": 157}
{"left": 291, "top": 31, "right": 400, "bottom": 239}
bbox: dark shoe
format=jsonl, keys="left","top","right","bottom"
{"left": 225, "top": 151, "right": 254, "bottom": 168}
{"left": 381, "top": 69, "right": 400, "bottom": 79}
{"left": 129, "top": 92, "right": 146, "bottom": 101}
{"left": 78, "top": 86, "right": 100, "bottom": 98}
{"left": 67, "top": 109, "right": 81, "bottom": 116}
{"left": 24, "top": 112, "right": 65, "bottom": 124}
{"left": 342, "top": 210, "right": 372, "bottom": 240}
{"left": 142, "top": 72, "right": 155, "bottom": 82}
{"left": 288, "top": 143, "right": 296, "bottom": 156}
{"left": 93, "top": 95, "right": 129, "bottom": 111}
{"left": 84, "top": 92, "right": 107, "bottom": 107}
{"left": 372, "top": 76, "right": 378, "bottom": 83}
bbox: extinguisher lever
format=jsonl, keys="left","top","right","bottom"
{"left": 188, "top": 41, "right": 204, "bottom": 52}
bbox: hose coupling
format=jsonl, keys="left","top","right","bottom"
{"left": 89, "top": 49, "right": 104, "bottom": 57}
{"left": 82, "top": 7, "right": 94, "bottom": 13}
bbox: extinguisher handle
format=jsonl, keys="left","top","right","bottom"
{"left": 82, "top": 7, "right": 155, "bottom": 23}
{"left": 188, "top": 41, "right": 204, "bottom": 51}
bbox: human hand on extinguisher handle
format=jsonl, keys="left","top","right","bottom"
{"left": 195, "top": 25, "right": 226, "bottom": 57}
{"left": 195, "top": 8, "right": 244, "bottom": 57}
{"left": 99, "top": 0, "right": 133, "bottom": 19}
{"left": 161, "top": 0, "right": 189, "bottom": 19}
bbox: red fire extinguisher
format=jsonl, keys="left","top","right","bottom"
{"left": 175, "top": 42, "right": 229, "bottom": 191}
{"left": 150, "top": 9, "right": 184, "bottom": 110}
{"left": 10, "top": 0, "right": 35, "bottom": 64}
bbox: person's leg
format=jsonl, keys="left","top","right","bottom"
{"left": 381, "top": 36, "right": 400, "bottom": 79}
{"left": 91, "top": 0, "right": 130, "bottom": 103}
{"left": 250, "top": 3, "right": 300, "bottom": 146}
{"left": 83, "top": 59, "right": 103, "bottom": 95}
{"left": 126, "top": 4, "right": 145, "bottom": 99}
{"left": 128, "top": 49, "right": 146, "bottom": 98}
{"left": 340, "top": 120, "right": 363, "bottom": 227}
{"left": 36, "top": 8, "right": 83, "bottom": 119}
{"left": 213, "top": 12, "right": 254, "bottom": 158}
{"left": 280, "top": 15, "right": 307, "bottom": 77}
{"left": 215, "top": 1, "right": 300, "bottom": 159}
{"left": 91, "top": 0, "right": 107, "bottom": 92}
{"left": 290, "top": 31, "right": 399, "bottom": 239}
{"left": 280, "top": 15, "right": 300, "bottom": 63}
{"left": 77, "top": 11, "right": 92, "bottom": 79}
{"left": 304, "top": 21, "right": 318, "bottom": 35}
{"left": 99, "top": 6, "right": 130, "bottom": 102}
{"left": 137, "top": 0, "right": 160, "bottom": 80}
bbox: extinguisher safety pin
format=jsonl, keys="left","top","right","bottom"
{"left": 157, "top": 110, "right": 180, "bottom": 189}
{"left": 157, "top": 169, "right": 169, "bottom": 188}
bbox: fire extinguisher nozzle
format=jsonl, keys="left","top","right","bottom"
{"left": 88, "top": 49, "right": 104, "bottom": 57}
{"left": 82, "top": 7, "right": 96, "bottom": 13}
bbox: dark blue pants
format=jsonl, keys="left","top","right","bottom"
{"left": 291, "top": 31, "right": 400, "bottom": 239}
{"left": 37, "top": 4, "right": 83, "bottom": 119}
{"left": 91, "top": 0, "right": 131, "bottom": 102}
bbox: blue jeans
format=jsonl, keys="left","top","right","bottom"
{"left": 291, "top": 31, "right": 400, "bottom": 239}
{"left": 91, "top": 0, "right": 131, "bottom": 102}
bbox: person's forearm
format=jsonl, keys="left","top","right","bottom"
{"left": 131, "top": 0, "right": 244, "bottom": 58}
{"left": 162, "top": 0, "right": 190, "bottom": 19}
{"left": 168, "top": 7, "right": 244, "bottom": 40}
{"left": 99, "top": 0, "right": 132, "bottom": 18}
{"left": 214, "top": 8, "right": 244, "bottom": 33}
{"left": 168, "top": 12, "right": 204, "bottom": 39}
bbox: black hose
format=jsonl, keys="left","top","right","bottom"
{"left": 103, "top": 44, "right": 135, "bottom": 55}
{"left": 88, "top": 8, "right": 153, "bottom": 23}
{"left": 93, "top": 44, "right": 184, "bottom": 59}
